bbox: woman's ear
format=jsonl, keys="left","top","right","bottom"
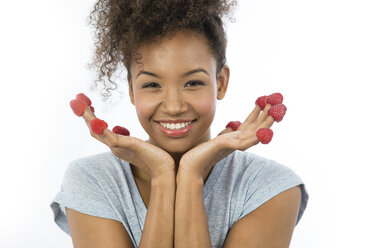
{"left": 216, "top": 65, "right": 230, "bottom": 100}
{"left": 127, "top": 74, "right": 135, "bottom": 105}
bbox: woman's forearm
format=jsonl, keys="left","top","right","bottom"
{"left": 139, "top": 174, "right": 176, "bottom": 248}
{"left": 174, "top": 173, "right": 212, "bottom": 248}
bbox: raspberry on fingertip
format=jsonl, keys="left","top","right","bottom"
{"left": 113, "top": 126, "right": 130, "bottom": 136}
{"left": 268, "top": 104, "right": 287, "bottom": 122}
{"left": 256, "top": 128, "right": 274, "bottom": 144}
{"left": 226, "top": 121, "right": 241, "bottom": 131}
{"left": 266, "top": 92, "right": 283, "bottom": 106}
{"left": 255, "top": 96, "right": 268, "bottom": 111}
{"left": 90, "top": 118, "right": 108, "bottom": 135}
{"left": 76, "top": 93, "right": 92, "bottom": 106}
{"left": 70, "top": 99, "right": 87, "bottom": 117}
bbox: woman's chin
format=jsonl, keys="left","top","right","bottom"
{"left": 160, "top": 142, "right": 193, "bottom": 154}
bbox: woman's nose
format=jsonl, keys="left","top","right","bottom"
{"left": 161, "top": 88, "right": 187, "bottom": 115}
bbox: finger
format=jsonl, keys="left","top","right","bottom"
{"left": 79, "top": 105, "right": 112, "bottom": 146}
{"left": 239, "top": 105, "right": 261, "bottom": 130}
{"left": 256, "top": 115, "right": 275, "bottom": 130}
{"left": 254, "top": 103, "right": 272, "bottom": 126}
{"left": 226, "top": 114, "right": 275, "bottom": 150}
{"left": 221, "top": 131, "right": 260, "bottom": 151}
{"left": 81, "top": 104, "right": 97, "bottom": 128}
{"left": 90, "top": 118, "right": 131, "bottom": 149}
{"left": 70, "top": 96, "right": 116, "bottom": 147}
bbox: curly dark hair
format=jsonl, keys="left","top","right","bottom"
{"left": 87, "top": 0, "right": 237, "bottom": 101}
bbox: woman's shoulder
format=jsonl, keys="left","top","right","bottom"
{"left": 65, "top": 151, "right": 127, "bottom": 178}
{"left": 225, "top": 150, "right": 286, "bottom": 170}
{"left": 224, "top": 151, "right": 309, "bottom": 225}
{"left": 221, "top": 150, "right": 303, "bottom": 185}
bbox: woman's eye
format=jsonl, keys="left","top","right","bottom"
{"left": 143, "top": 82, "right": 160, "bottom": 88}
{"left": 185, "top": 81, "right": 204, "bottom": 87}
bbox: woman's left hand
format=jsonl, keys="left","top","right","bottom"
{"left": 177, "top": 103, "right": 277, "bottom": 183}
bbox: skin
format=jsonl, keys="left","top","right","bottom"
{"left": 71, "top": 29, "right": 300, "bottom": 247}
{"left": 127, "top": 29, "right": 230, "bottom": 184}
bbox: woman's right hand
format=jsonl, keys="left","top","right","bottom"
{"left": 71, "top": 97, "right": 175, "bottom": 181}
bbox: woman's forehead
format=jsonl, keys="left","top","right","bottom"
{"left": 129, "top": 30, "right": 217, "bottom": 80}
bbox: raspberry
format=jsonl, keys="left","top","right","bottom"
{"left": 266, "top": 93, "right": 283, "bottom": 106}
{"left": 113, "top": 126, "right": 130, "bottom": 136}
{"left": 70, "top": 99, "right": 87, "bottom": 117}
{"left": 268, "top": 104, "right": 287, "bottom": 122}
{"left": 90, "top": 118, "right": 108, "bottom": 135}
{"left": 255, "top": 96, "right": 268, "bottom": 111}
{"left": 76, "top": 93, "right": 92, "bottom": 106}
{"left": 226, "top": 121, "right": 241, "bottom": 131}
{"left": 90, "top": 106, "right": 95, "bottom": 113}
{"left": 256, "top": 128, "right": 274, "bottom": 144}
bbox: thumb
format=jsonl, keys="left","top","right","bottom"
{"left": 218, "top": 128, "right": 232, "bottom": 136}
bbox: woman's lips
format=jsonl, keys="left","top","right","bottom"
{"left": 156, "top": 121, "right": 194, "bottom": 137}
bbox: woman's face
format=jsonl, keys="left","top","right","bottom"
{"left": 128, "top": 30, "right": 229, "bottom": 154}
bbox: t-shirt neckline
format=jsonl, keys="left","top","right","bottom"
{"left": 120, "top": 155, "right": 229, "bottom": 229}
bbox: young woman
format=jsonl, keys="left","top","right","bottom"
{"left": 51, "top": 0, "right": 309, "bottom": 247}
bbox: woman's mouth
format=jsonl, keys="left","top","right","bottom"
{"left": 156, "top": 120, "right": 196, "bottom": 137}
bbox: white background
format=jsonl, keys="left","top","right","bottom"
{"left": 1, "top": 0, "right": 371, "bottom": 247}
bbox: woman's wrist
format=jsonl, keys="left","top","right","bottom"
{"left": 151, "top": 170, "right": 176, "bottom": 187}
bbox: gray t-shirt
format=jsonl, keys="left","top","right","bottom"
{"left": 50, "top": 150, "right": 309, "bottom": 248}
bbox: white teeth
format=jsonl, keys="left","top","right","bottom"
{"left": 159, "top": 121, "right": 192, "bottom": 130}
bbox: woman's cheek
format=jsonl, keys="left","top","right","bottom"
{"left": 193, "top": 92, "right": 216, "bottom": 119}
{"left": 134, "top": 95, "right": 156, "bottom": 121}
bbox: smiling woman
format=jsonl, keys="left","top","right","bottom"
{"left": 50, "top": 0, "right": 309, "bottom": 248}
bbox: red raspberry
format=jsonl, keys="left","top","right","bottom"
{"left": 113, "top": 126, "right": 130, "bottom": 136}
{"left": 90, "top": 106, "right": 95, "bottom": 113}
{"left": 226, "top": 121, "right": 241, "bottom": 131}
{"left": 268, "top": 104, "right": 287, "bottom": 122}
{"left": 90, "top": 118, "right": 108, "bottom": 135}
{"left": 76, "top": 93, "right": 92, "bottom": 106}
{"left": 266, "top": 93, "right": 283, "bottom": 106}
{"left": 70, "top": 99, "right": 87, "bottom": 117}
{"left": 255, "top": 96, "right": 268, "bottom": 110}
{"left": 256, "top": 128, "right": 274, "bottom": 144}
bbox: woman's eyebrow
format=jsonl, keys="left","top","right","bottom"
{"left": 136, "top": 68, "right": 209, "bottom": 79}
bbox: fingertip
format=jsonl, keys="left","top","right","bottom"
{"left": 254, "top": 104, "right": 261, "bottom": 112}
{"left": 264, "top": 103, "right": 272, "bottom": 112}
